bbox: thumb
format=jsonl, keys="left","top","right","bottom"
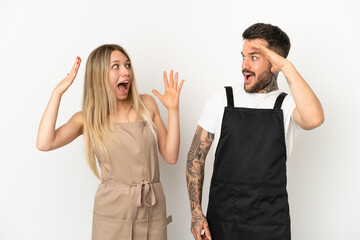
{"left": 152, "top": 89, "right": 162, "bottom": 99}
{"left": 204, "top": 228, "right": 211, "bottom": 239}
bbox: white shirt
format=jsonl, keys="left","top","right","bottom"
{"left": 198, "top": 84, "right": 299, "bottom": 159}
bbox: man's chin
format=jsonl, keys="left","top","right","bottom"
{"left": 244, "top": 83, "right": 255, "bottom": 93}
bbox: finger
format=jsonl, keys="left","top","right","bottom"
{"left": 204, "top": 227, "right": 212, "bottom": 240}
{"left": 169, "top": 69, "right": 174, "bottom": 88}
{"left": 271, "top": 66, "right": 275, "bottom": 73}
{"left": 174, "top": 71, "right": 178, "bottom": 88}
{"left": 255, "top": 43, "right": 277, "bottom": 60}
{"left": 253, "top": 43, "right": 269, "bottom": 56}
{"left": 73, "top": 56, "right": 81, "bottom": 72}
{"left": 163, "top": 71, "right": 169, "bottom": 88}
{"left": 177, "top": 79, "right": 185, "bottom": 93}
{"left": 68, "top": 56, "right": 81, "bottom": 79}
{"left": 152, "top": 89, "right": 162, "bottom": 99}
{"left": 191, "top": 229, "right": 196, "bottom": 239}
{"left": 196, "top": 228, "right": 202, "bottom": 240}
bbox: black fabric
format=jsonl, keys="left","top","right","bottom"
{"left": 225, "top": 86, "right": 234, "bottom": 108}
{"left": 274, "top": 92, "right": 288, "bottom": 109}
{"left": 207, "top": 87, "right": 290, "bottom": 240}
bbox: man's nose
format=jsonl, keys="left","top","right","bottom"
{"left": 242, "top": 58, "right": 250, "bottom": 70}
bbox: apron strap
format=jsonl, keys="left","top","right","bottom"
{"left": 273, "top": 92, "right": 288, "bottom": 109}
{"left": 225, "top": 86, "right": 234, "bottom": 108}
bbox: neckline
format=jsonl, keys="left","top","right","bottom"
{"left": 113, "top": 120, "right": 143, "bottom": 124}
{"left": 236, "top": 84, "right": 281, "bottom": 96}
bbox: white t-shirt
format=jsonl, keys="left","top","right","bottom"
{"left": 198, "top": 84, "right": 299, "bottom": 159}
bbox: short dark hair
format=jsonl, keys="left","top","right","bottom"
{"left": 242, "top": 23, "right": 291, "bottom": 58}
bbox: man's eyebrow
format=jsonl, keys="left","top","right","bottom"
{"left": 241, "top": 51, "right": 261, "bottom": 56}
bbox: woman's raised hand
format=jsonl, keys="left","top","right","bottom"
{"left": 152, "top": 70, "right": 184, "bottom": 110}
{"left": 54, "top": 56, "right": 81, "bottom": 94}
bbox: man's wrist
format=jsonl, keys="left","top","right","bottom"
{"left": 281, "top": 60, "right": 294, "bottom": 74}
{"left": 191, "top": 207, "right": 203, "bottom": 216}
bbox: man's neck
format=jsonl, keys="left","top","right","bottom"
{"left": 257, "top": 76, "right": 279, "bottom": 93}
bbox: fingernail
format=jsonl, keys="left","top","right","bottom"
{"left": 77, "top": 61, "right": 79, "bottom": 64}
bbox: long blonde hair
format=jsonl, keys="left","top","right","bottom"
{"left": 82, "top": 44, "right": 154, "bottom": 179}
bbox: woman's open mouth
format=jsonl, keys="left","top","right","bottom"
{"left": 117, "top": 80, "right": 130, "bottom": 94}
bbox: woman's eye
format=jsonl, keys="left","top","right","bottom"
{"left": 126, "top": 63, "right": 131, "bottom": 68}
{"left": 112, "top": 64, "right": 119, "bottom": 69}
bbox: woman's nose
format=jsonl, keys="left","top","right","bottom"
{"left": 120, "top": 66, "right": 130, "bottom": 76}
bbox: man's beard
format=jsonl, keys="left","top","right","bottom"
{"left": 244, "top": 69, "right": 276, "bottom": 93}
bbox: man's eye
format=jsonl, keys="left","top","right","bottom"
{"left": 252, "top": 56, "right": 258, "bottom": 60}
{"left": 242, "top": 56, "right": 245, "bottom": 60}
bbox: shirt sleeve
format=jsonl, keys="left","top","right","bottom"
{"left": 282, "top": 94, "right": 300, "bottom": 157}
{"left": 198, "top": 90, "right": 225, "bottom": 134}
{"left": 287, "top": 95, "right": 300, "bottom": 131}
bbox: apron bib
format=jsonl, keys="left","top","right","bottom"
{"left": 207, "top": 86, "right": 291, "bottom": 240}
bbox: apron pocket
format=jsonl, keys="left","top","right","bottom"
{"left": 92, "top": 214, "right": 171, "bottom": 240}
{"left": 233, "top": 184, "right": 261, "bottom": 225}
{"left": 92, "top": 214, "right": 132, "bottom": 240}
{"left": 258, "top": 186, "right": 289, "bottom": 225}
{"left": 147, "top": 215, "right": 172, "bottom": 240}
{"left": 207, "top": 179, "right": 236, "bottom": 222}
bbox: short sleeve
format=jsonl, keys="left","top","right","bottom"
{"left": 198, "top": 90, "right": 226, "bottom": 134}
{"left": 282, "top": 94, "right": 300, "bottom": 157}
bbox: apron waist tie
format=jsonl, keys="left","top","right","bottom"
{"left": 101, "top": 179, "right": 159, "bottom": 240}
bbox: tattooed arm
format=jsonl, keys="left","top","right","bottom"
{"left": 186, "top": 125, "right": 214, "bottom": 240}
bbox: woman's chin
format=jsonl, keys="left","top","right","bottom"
{"left": 116, "top": 94, "right": 128, "bottom": 101}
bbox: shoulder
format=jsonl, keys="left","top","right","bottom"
{"left": 282, "top": 93, "right": 296, "bottom": 112}
{"left": 140, "top": 94, "right": 155, "bottom": 103}
{"left": 140, "top": 94, "right": 156, "bottom": 107}
{"left": 70, "top": 111, "right": 84, "bottom": 125}
{"left": 140, "top": 94, "right": 158, "bottom": 114}
{"left": 198, "top": 87, "right": 227, "bottom": 131}
{"left": 205, "top": 87, "right": 227, "bottom": 105}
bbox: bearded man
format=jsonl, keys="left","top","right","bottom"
{"left": 186, "top": 23, "right": 324, "bottom": 240}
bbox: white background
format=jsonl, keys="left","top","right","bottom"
{"left": 1, "top": 0, "right": 359, "bottom": 239}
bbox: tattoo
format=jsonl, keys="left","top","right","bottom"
{"left": 245, "top": 68, "right": 279, "bottom": 93}
{"left": 186, "top": 126, "right": 214, "bottom": 216}
{"left": 191, "top": 211, "right": 202, "bottom": 230}
{"left": 187, "top": 127, "right": 203, "bottom": 178}
{"left": 189, "top": 180, "right": 198, "bottom": 212}
{"left": 191, "top": 210, "right": 210, "bottom": 235}
{"left": 259, "top": 74, "right": 279, "bottom": 93}
{"left": 196, "top": 178, "right": 203, "bottom": 204}
{"left": 205, "top": 132, "right": 213, "bottom": 145}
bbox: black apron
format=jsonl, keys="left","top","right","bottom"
{"left": 207, "top": 86, "right": 291, "bottom": 240}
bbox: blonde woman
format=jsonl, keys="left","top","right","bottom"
{"left": 37, "top": 44, "right": 184, "bottom": 240}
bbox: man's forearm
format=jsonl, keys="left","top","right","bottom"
{"left": 186, "top": 125, "right": 214, "bottom": 215}
{"left": 282, "top": 61, "right": 324, "bottom": 129}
